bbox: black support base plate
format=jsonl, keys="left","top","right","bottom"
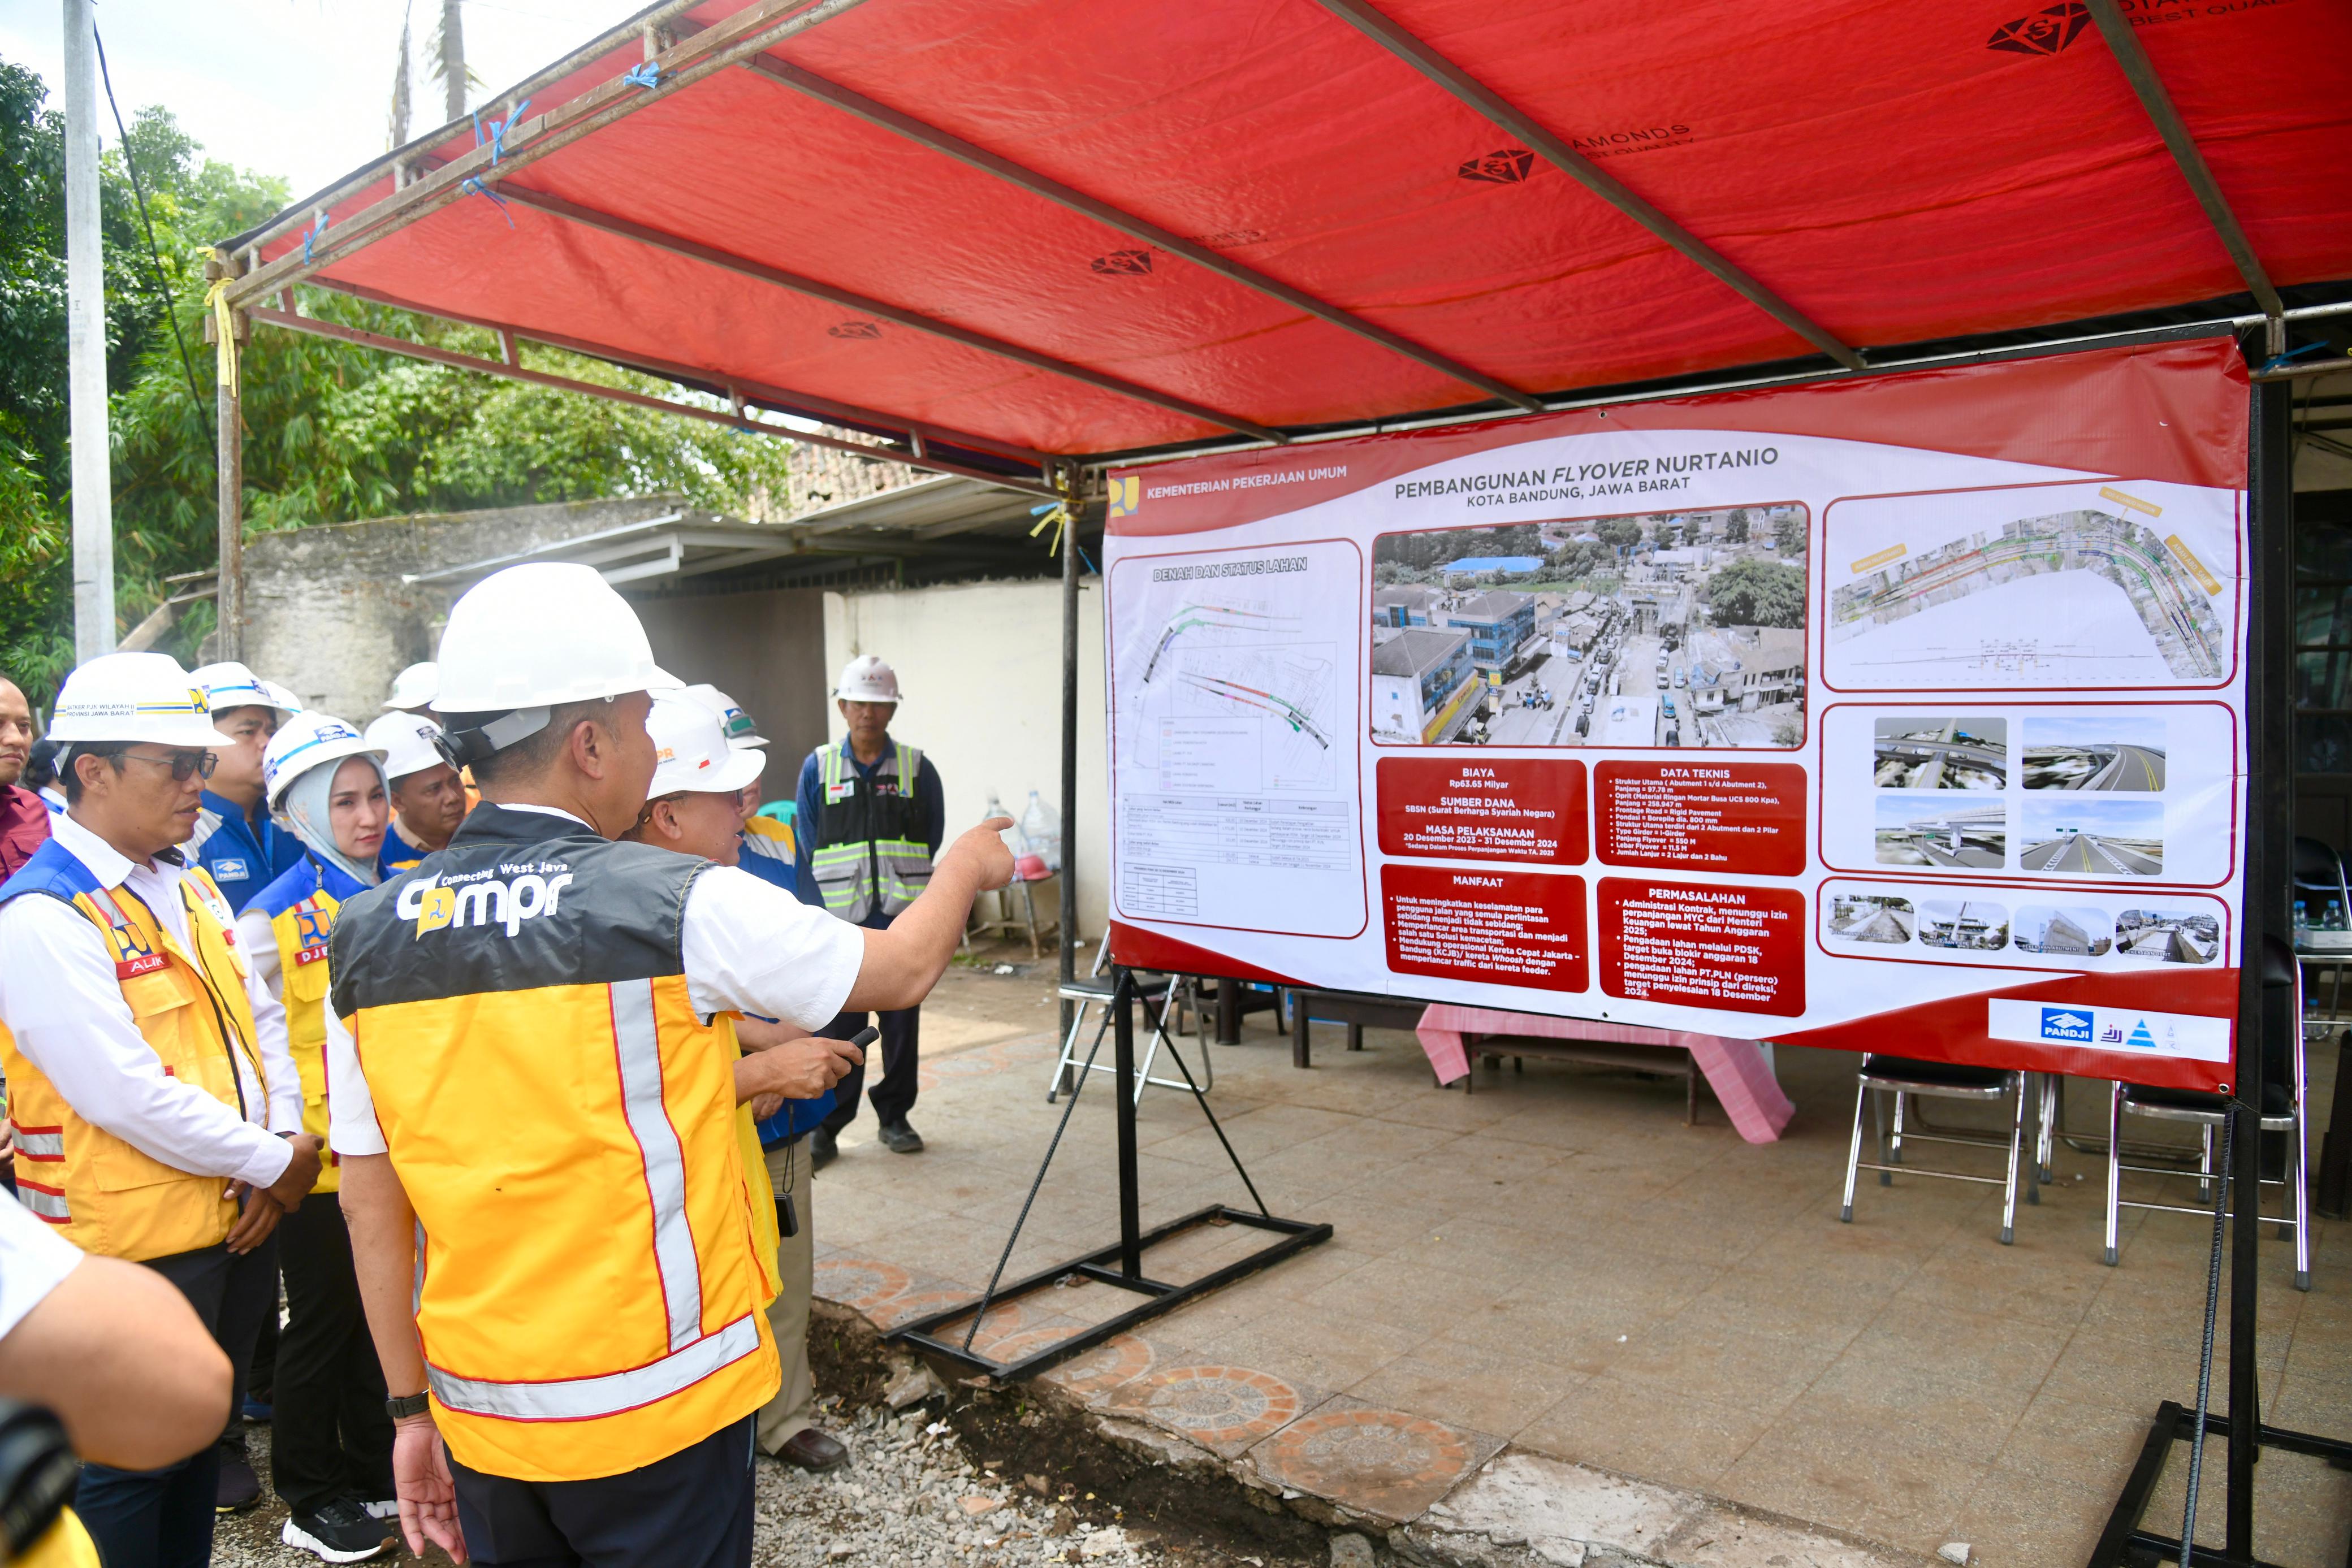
{"left": 2088, "top": 1400, "right": 2352, "bottom": 1568}
{"left": 885, "top": 1204, "right": 1331, "bottom": 1382}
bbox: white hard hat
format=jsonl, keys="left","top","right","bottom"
{"left": 262, "top": 680, "right": 305, "bottom": 714}
{"left": 835, "top": 655, "right": 901, "bottom": 704}
{"left": 363, "top": 711, "right": 449, "bottom": 783}
{"left": 49, "top": 653, "right": 239, "bottom": 748}
{"left": 384, "top": 662, "right": 439, "bottom": 712}
{"left": 433, "top": 564, "right": 668, "bottom": 714}
{"left": 680, "top": 683, "right": 768, "bottom": 748}
{"left": 190, "top": 661, "right": 296, "bottom": 720}
{"left": 263, "top": 712, "right": 386, "bottom": 811}
{"left": 646, "top": 695, "right": 766, "bottom": 796}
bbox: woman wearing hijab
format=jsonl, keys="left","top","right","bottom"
{"left": 236, "top": 714, "right": 398, "bottom": 1564}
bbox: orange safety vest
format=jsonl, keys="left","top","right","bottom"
{"left": 330, "top": 804, "right": 779, "bottom": 1482}
{"left": 0, "top": 838, "right": 269, "bottom": 1262}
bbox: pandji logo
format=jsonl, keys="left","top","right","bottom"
{"left": 1988, "top": 2, "right": 2090, "bottom": 54}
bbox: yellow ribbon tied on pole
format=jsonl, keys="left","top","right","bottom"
{"left": 205, "top": 278, "right": 239, "bottom": 391}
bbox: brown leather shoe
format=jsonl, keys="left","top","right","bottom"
{"left": 775, "top": 1428, "right": 850, "bottom": 1471}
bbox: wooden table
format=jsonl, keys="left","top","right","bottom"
{"left": 1288, "top": 989, "right": 1429, "bottom": 1068}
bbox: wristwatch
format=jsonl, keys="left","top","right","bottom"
{"left": 386, "top": 1392, "right": 431, "bottom": 1421}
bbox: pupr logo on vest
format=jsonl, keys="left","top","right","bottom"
{"left": 397, "top": 866, "right": 575, "bottom": 939}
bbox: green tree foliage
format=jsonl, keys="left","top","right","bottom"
{"left": 1773, "top": 510, "right": 1807, "bottom": 555}
{"left": 1705, "top": 557, "right": 1805, "bottom": 629}
{"left": 1724, "top": 508, "right": 1750, "bottom": 544}
{"left": 0, "top": 57, "right": 795, "bottom": 705}
{"left": 1594, "top": 518, "right": 1641, "bottom": 550}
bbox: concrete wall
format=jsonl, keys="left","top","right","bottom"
{"left": 823, "top": 577, "right": 1107, "bottom": 939}
{"left": 634, "top": 590, "right": 829, "bottom": 807}
{"left": 240, "top": 497, "right": 695, "bottom": 722}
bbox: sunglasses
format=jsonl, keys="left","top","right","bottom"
{"left": 119, "top": 749, "right": 218, "bottom": 782}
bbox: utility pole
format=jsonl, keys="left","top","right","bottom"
{"left": 439, "top": 0, "right": 466, "bottom": 122}
{"left": 62, "top": 0, "right": 113, "bottom": 662}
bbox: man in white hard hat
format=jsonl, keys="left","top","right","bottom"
{"left": 0, "top": 651, "right": 322, "bottom": 1568}
{"left": 325, "top": 564, "right": 1011, "bottom": 1567}
{"left": 622, "top": 695, "right": 857, "bottom": 1474}
{"left": 187, "top": 661, "right": 305, "bottom": 917}
{"left": 680, "top": 683, "right": 796, "bottom": 896}
{"left": 363, "top": 712, "right": 469, "bottom": 878}
{"left": 793, "top": 655, "right": 944, "bottom": 1168}
{"left": 382, "top": 662, "right": 439, "bottom": 716}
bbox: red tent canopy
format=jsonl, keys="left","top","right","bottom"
{"left": 224, "top": 0, "right": 2352, "bottom": 473}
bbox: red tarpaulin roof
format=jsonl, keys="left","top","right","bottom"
{"left": 227, "top": 0, "right": 2352, "bottom": 469}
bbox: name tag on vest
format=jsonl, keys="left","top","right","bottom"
{"left": 118, "top": 951, "right": 169, "bottom": 980}
{"left": 295, "top": 943, "right": 330, "bottom": 967}
{"left": 825, "top": 781, "right": 854, "bottom": 803}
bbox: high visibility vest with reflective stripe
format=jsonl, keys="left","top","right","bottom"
{"left": 250, "top": 856, "right": 369, "bottom": 1196}
{"left": 328, "top": 805, "right": 779, "bottom": 1483}
{"left": 0, "top": 837, "right": 267, "bottom": 1261}
{"left": 808, "top": 742, "right": 931, "bottom": 924}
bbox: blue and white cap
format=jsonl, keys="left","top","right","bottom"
{"left": 263, "top": 711, "right": 386, "bottom": 811}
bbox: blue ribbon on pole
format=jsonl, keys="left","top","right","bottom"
{"left": 2258, "top": 340, "right": 2331, "bottom": 375}
{"left": 461, "top": 97, "right": 533, "bottom": 227}
{"left": 622, "top": 61, "right": 663, "bottom": 89}
{"left": 302, "top": 211, "right": 328, "bottom": 265}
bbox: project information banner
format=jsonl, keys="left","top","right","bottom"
{"left": 1102, "top": 339, "right": 2253, "bottom": 1090}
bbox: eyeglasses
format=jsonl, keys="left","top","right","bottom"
{"left": 119, "top": 750, "right": 218, "bottom": 782}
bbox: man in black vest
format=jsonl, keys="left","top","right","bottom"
{"left": 792, "top": 656, "right": 944, "bottom": 1169}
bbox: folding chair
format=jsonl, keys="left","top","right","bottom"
{"left": 1841, "top": 1054, "right": 2033, "bottom": 1244}
{"left": 1047, "top": 932, "right": 1212, "bottom": 1104}
{"left": 2104, "top": 956, "right": 2312, "bottom": 1290}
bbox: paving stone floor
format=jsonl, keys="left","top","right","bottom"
{"left": 814, "top": 960, "right": 2352, "bottom": 1568}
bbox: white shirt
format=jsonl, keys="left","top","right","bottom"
{"left": 326, "top": 804, "right": 864, "bottom": 1156}
{"left": 0, "top": 1192, "right": 83, "bottom": 1341}
{"left": 0, "top": 812, "right": 301, "bottom": 1190}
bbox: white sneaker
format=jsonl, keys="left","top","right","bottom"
{"left": 282, "top": 1497, "right": 394, "bottom": 1562}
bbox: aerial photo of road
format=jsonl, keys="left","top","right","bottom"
{"left": 2019, "top": 797, "right": 2163, "bottom": 875}
{"left": 1873, "top": 717, "right": 2006, "bottom": 789}
{"left": 2022, "top": 715, "right": 2168, "bottom": 791}
{"left": 1874, "top": 798, "right": 2007, "bottom": 868}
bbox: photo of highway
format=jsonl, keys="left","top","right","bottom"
{"left": 1830, "top": 505, "right": 2226, "bottom": 681}
{"left": 2019, "top": 797, "right": 2163, "bottom": 876}
{"left": 1920, "top": 900, "right": 2011, "bottom": 951}
{"left": 1874, "top": 796, "right": 2007, "bottom": 868}
{"left": 1874, "top": 717, "right": 2006, "bottom": 789}
{"left": 2013, "top": 906, "right": 2115, "bottom": 956}
{"left": 2117, "top": 908, "right": 2221, "bottom": 964}
{"left": 2022, "top": 715, "right": 2167, "bottom": 791}
{"left": 1828, "top": 894, "right": 1914, "bottom": 945}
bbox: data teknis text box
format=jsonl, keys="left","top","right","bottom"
{"left": 1593, "top": 761, "right": 1806, "bottom": 877}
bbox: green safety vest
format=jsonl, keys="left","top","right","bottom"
{"left": 808, "top": 742, "right": 932, "bottom": 924}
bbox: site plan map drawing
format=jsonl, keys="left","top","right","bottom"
{"left": 1110, "top": 540, "right": 1364, "bottom": 936}
{"left": 1825, "top": 481, "right": 2236, "bottom": 691}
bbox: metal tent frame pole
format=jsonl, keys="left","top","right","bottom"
{"left": 2086, "top": 359, "right": 2346, "bottom": 1568}
{"left": 887, "top": 970, "right": 1331, "bottom": 1381}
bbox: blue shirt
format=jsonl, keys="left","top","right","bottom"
{"left": 194, "top": 790, "right": 307, "bottom": 915}
{"left": 378, "top": 818, "right": 433, "bottom": 880}
{"left": 247, "top": 853, "right": 373, "bottom": 927}
{"left": 792, "top": 739, "right": 945, "bottom": 929}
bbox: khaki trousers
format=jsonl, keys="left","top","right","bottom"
{"left": 754, "top": 1138, "right": 816, "bottom": 1453}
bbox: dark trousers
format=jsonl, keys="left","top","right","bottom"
{"left": 818, "top": 1005, "right": 919, "bottom": 1133}
{"left": 273, "top": 1192, "right": 394, "bottom": 1513}
{"left": 77, "top": 1236, "right": 278, "bottom": 1568}
{"left": 448, "top": 1417, "right": 754, "bottom": 1567}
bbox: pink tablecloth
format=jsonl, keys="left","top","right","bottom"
{"left": 1415, "top": 1004, "right": 1795, "bottom": 1145}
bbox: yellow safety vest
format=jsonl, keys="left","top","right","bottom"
{"left": 332, "top": 806, "right": 780, "bottom": 1482}
{"left": 266, "top": 883, "right": 343, "bottom": 1194}
{"left": 0, "top": 843, "right": 269, "bottom": 1262}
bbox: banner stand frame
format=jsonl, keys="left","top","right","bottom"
{"left": 887, "top": 969, "right": 1333, "bottom": 1381}
{"left": 2085, "top": 355, "right": 2350, "bottom": 1568}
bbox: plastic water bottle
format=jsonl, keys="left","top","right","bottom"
{"left": 986, "top": 790, "right": 1028, "bottom": 856}
{"left": 2295, "top": 900, "right": 2310, "bottom": 937}
{"left": 1022, "top": 790, "right": 1063, "bottom": 874}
